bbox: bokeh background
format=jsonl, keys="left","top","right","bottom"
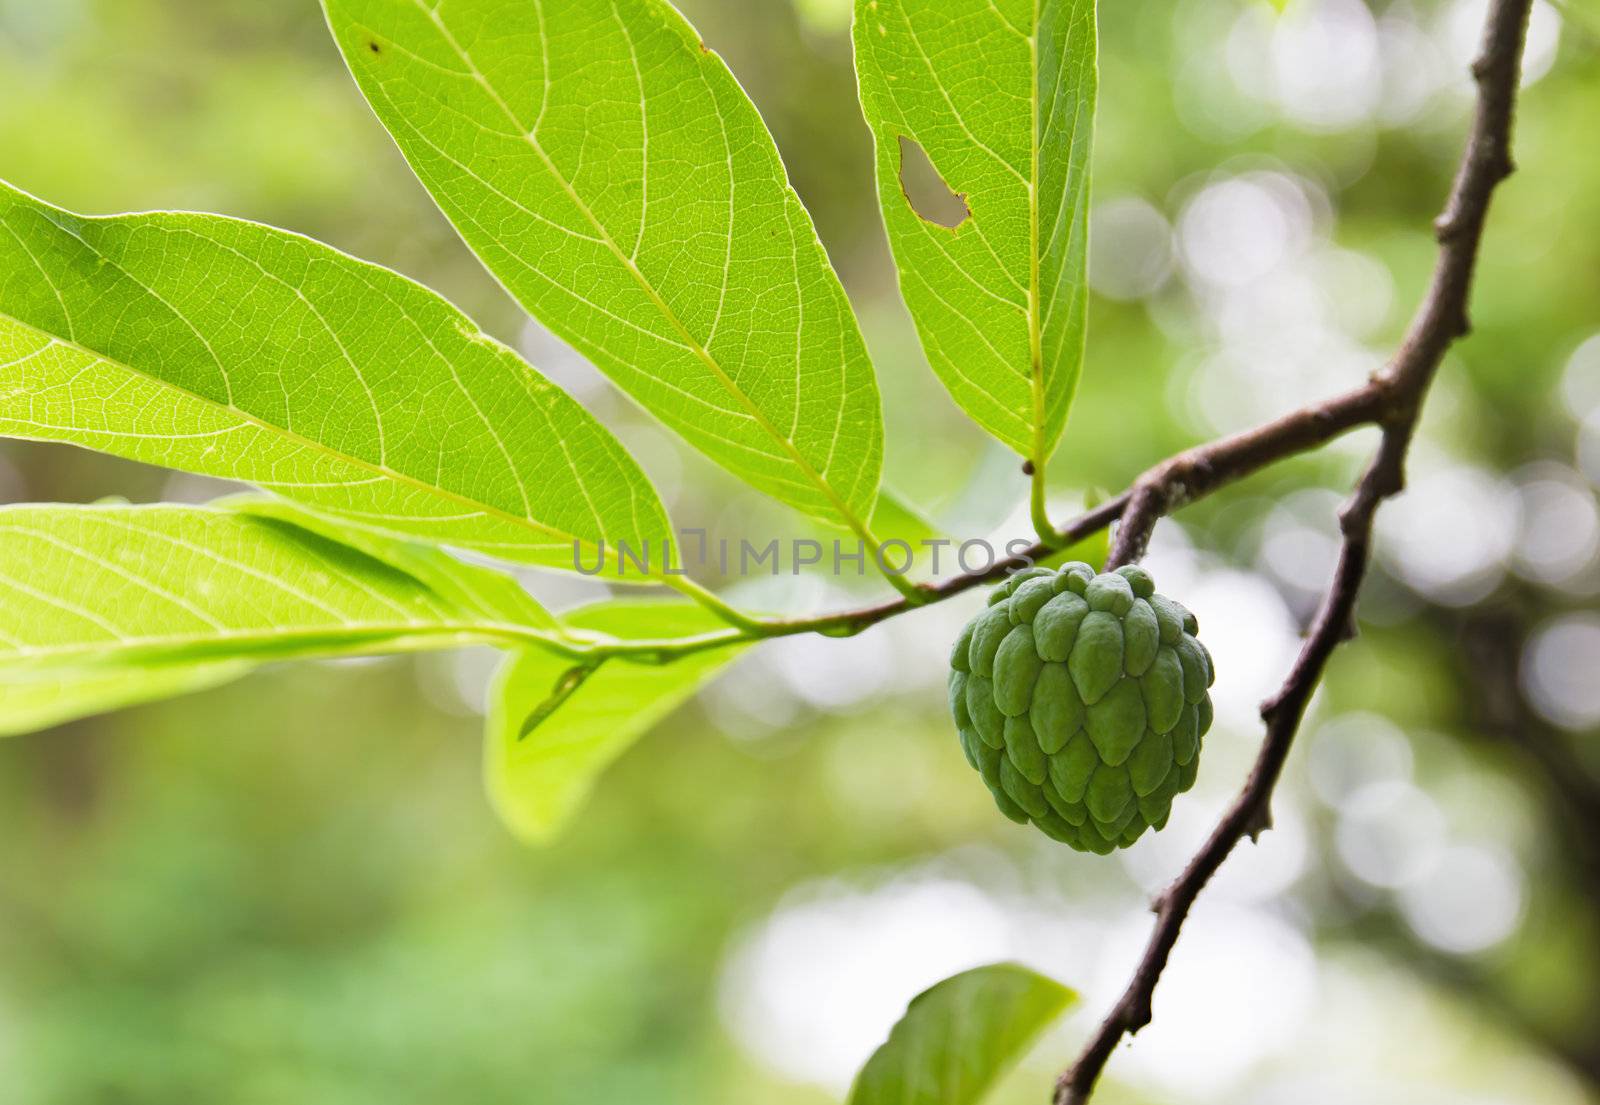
{"left": 2, "top": 0, "right": 1598, "bottom": 1102}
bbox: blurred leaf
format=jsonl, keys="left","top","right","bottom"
{"left": 848, "top": 962, "right": 1075, "bottom": 1105}
{"left": 323, "top": 0, "right": 885, "bottom": 531}
{"left": 0, "top": 504, "right": 560, "bottom": 710}
{"left": 854, "top": 0, "right": 1096, "bottom": 467}
{"left": 487, "top": 601, "right": 750, "bottom": 844}
{"left": 0, "top": 180, "right": 669, "bottom": 574}
{"left": 871, "top": 487, "right": 944, "bottom": 550}
{"left": 0, "top": 663, "right": 248, "bottom": 737}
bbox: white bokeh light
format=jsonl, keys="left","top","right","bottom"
{"left": 1377, "top": 9, "right": 1450, "bottom": 125}
{"left": 1183, "top": 568, "right": 1301, "bottom": 729}
{"left": 1561, "top": 334, "right": 1600, "bottom": 420}
{"left": 1307, "top": 711, "right": 1416, "bottom": 808}
{"left": 1268, "top": 0, "right": 1383, "bottom": 131}
{"left": 1257, "top": 489, "right": 1346, "bottom": 597}
{"left": 1123, "top": 796, "right": 1310, "bottom": 906}
{"left": 1446, "top": 0, "right": 1562, "bottom": 88}
{"left": 1511, "top": 465, "right": 1600, "bottom": 586}
{"left": 717, "top": 877, "right": 1017, "bottom": 1094}
{"left": 1580, "top": 412, "right": 1600, "bottom": 488}
{"left": 1171, "top": 165, "right": 1397, "bottom": 442}
{"left": 1088, "top": 196, "right": 1175, "bottom": 301}
{"left": 1376, "top": 461, "right": 1518, "bottom": 605}
{"left": 772, "top": 629, "right": 896, "bottom": 712}
{"left": 1260, "top": 517, "right": 1341, "bottom": 595}
{"left": 1100, "top": 903, "right": 1319, "bottom": 1099}
{"left": 1179, "top": 175, "right": 1310, "bottom": 289}
{"left": 1225, "top": 0, "right": 1392, "bottom": 131}
{"left": 701, "top": 649, "right": 805, "bottom": 737}
{"left": 518, "top": 318, "right": 615, "bottom": 404}
{"left": 1520, "top": 613, "right": 1600, "bottom": 730}
{"left": 1397, "top": 843, "right": 1526, "bottom": 955}
{"left": 1335, "top": 780, "right": 1447, "bottom": 889}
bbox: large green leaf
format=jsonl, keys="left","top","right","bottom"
{"left": 848, "top": 963, "right": 1075, "bottom": 1105}
{"left": 854, "top": 0, "right": 1097, "bottom": 465}
{"left": 0, "top": 503, "right": 560, "bottom": 685}
{"left": 0, "top": 180, "right": 669, "bottom": 574}
{"left": 324, "top": 0, "right": 884, "bottom": 533}
{"left": 487, "top": 600, "right": 750, "bottom": 844}
{"left": 0, "top": 663, "right": 249, "bottom": 737}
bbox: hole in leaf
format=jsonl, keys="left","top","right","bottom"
{"left": 896, "top": 136, "right": 970, "bottom": 230}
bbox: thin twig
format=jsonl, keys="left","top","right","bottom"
{"left": 623, "top": 377, "right": 1394, "bottom": 656}
{"left": 1052, "top": 1, "right": 1532, "bottom": 1101}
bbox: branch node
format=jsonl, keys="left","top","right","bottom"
{"left": 1338, "top": 610, "right": 1361, "bottom": 644}
{"left": 1245, "top": 804, "right": 1274, "bottom": 841}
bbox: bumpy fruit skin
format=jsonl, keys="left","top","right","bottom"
{"left": 947, "top": 563, "right": 1215, "bottom": 853}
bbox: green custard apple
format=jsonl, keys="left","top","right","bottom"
{"left": 947, "top": 563, "right": 1215, "bottom": 853}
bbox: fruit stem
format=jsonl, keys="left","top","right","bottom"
{"left": 663, "top": 574, "right": 768, "bottom": 633}
{"left": 1030, "top": 458, "right": 1058, "bottom": 547}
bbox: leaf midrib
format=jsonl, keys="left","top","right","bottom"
{"left": 0, "top": 309, "right": 624, "bottom": 566}
{"left": 1, "top": 621, "right": 556, "bottom": 666}
{"left": 397, "top": 3, "right": 873, "bottom": 537}
{"left": 1028, "top": 0, "right": 1047, "bottom": 471}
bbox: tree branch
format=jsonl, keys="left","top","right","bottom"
{"left": 713, "top": 377, "right": 1391, "bottom": 648}
{"left": 1052, "top": 2, "right": 1534, "bottom": 1101}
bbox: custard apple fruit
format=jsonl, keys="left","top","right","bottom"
{"left": 947, "top": 563, "right": 1215, "bottom": 853}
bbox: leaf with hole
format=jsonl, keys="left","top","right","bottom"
{"left": 848, "top": 962, "right": 1075, "bottom": 1105}
{"left": 0, "top": 180, "right": 669, "bottom": 575}
{"left": 854, "top": 0, "right": 1097, "bottom": 466}
{"left": 486, "top": 600, "right": 750, "bottom": 844}
{"left": 325, "top": 0, "right": 885, "bottom": 534}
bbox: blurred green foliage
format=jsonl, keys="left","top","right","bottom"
{"left": 2, "top": 1, "right": 1599, "bottom": 1103}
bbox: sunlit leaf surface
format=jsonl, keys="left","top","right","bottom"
{"left": 855, "top": 0, "right": 1097, "bottom": 465}
{"left": 487, "top": 600, "right": 749, "bottom": 844}
{"left": 0, "top": 663, "right": 249, "bottom": 737}
{"left": 0, "top": 504, "right": 557, "bottom": 691}
{"left": 848, "top": 962, "right": 1075, "bottom": 1105}
{"left": 325, "top": 0, "right": 884, "bottom": 531}
{"left": 0, "top": 180, "right": 670, "bottom": 573}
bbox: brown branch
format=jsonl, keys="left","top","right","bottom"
{"left": 785, "top": 377, "right": 1391, "bottom": 641}
{"left": 1052, "top": 2, "right": 1534, "bottom": 1102}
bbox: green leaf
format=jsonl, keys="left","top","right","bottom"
{"left": 871, "top": 487, "right": 943, "bottom": 550}
{"left": 323, "top": 0, "right": 884, "bottom": 533}
{"left": 487, "top": 600, "right": 750, "bottom": 844}
{"left": 854, "top": 0, "right": 1097, "bottom": 466}
{"left": 848, "top": 963, "right": 1075, "bottom": 1105}
{"left": 1, "top": 663, "right": 249, "bottom": 738}
{"left": 0, "top": 180, "right": 670, "bottom": 574}
{"left": 0, "top": 503, "right": 561, "bottom": 683}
